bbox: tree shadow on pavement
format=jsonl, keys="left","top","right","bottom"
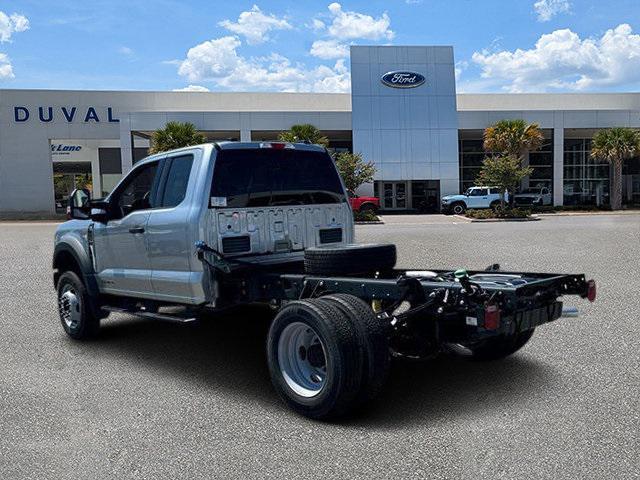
{"left": 94, "top": 306, "right": 556, "bottom": 428}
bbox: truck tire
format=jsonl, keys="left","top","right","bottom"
{"left": 317, "top": 294, "right": 390, "bottom": 403}
{"left": 450, "top": 329, "right": 535, "bottom": 361}
{"left": 451, "top": 202, "right": 466, "bottom": 215}
{"left": 359, "top": 203, "right": 378, "bottom": 214}
{"left": 267, "top": 299, "right": 364, "bottom": 419}
{"left": 56, "top": 271, "right": 101, "bottom": 340}
{"left": 304, "top": 243, "right": 396, "bottom": 276}
{"left": 490, "top": 200, "right": 502, "bottom": 211}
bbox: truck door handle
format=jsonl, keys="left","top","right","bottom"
{"left": 128, "top": 226, "right": 145, "bottom": 234}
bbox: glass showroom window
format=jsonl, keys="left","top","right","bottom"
{"left": 563, "top": 138, "right": 610, "bottom": 206}
{"left": 528, "top": 135, "right": 553, "bottom": 192}
{"left": 459, "top": 138, "right": 486, "bottom": 193}
{"left": 459, "top": 132, "right": 553, "bottom": 194}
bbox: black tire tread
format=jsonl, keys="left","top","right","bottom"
{"left": 304, "top": 244, "right": 396, "bottom": 276}
{"left": 317, "top": 294, "right": 390, "bottom": 403}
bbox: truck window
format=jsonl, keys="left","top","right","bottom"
{"left": 115, "top": 161, "right": 160, "bottom": 217}
{"left": 210, "top": 149, "right": 346, "bottom": 208}
{"left": 469, "top": 188, "right": 487, "bottom": 196}
{"left": 160, "top": 155, "right": 194, "bottom": 208}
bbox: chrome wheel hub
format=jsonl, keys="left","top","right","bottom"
{"left": 277, "top": 322, "right": 327, "bottom": 398}
{"left": 59, "top": 285, "right": 81, "bottom": 330}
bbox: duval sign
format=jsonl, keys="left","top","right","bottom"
{"left": 13, "top": 106, "right": 119, "bottom": 123}
{"left": 380, "top": 71, "right": 426, "bottom": 89}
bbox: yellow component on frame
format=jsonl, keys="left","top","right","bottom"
{"left": 371, "top": 299, "right": 383, "bottom": 313}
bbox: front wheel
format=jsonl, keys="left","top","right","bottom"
{"left": 56, "top": 271, "right": 101, "bottom": 340}
{"left": 448, "top": 329, "right": 535, "bottom": 361}
{"left": 359, "top": 203, "right": 378, "bottom": 214}
{"left": 451, "top": 202, "right": 466, "bottom": 215}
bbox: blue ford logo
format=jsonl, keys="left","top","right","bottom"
{"left": 381, "top": 71, "right": 426, "bottom": 88}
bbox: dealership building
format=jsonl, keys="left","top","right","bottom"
{"left": 1, "top": 45, "right": 639, "bottom": 216}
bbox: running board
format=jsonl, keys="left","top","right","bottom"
{"left": 101, "top": 305, "right": 198, "bottom": 323}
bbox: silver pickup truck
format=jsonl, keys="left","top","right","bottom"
{"left": 54, "top": 141, "right": 596, "bottom": 419}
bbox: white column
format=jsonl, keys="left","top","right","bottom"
{"left": 239, "top": 112, "right": 251, "bottom": 141}
{"left": 240, "top": 129, "right": 251, "bottom": 142}
{"left": 119, "top": 115, "right": 134, "bottom": 174}
{"left": 553, "top": 125, "right": 564, "bottom": 206}
{"left": 91, "top": 146, "right": 101, "bottom": 198}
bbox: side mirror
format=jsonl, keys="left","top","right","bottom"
{"left": 68, "top": 188, "right": 91, "bottom": 220}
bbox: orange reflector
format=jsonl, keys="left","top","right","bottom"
{"left": 484, "top": 304, "right": 500, "bottom": 330}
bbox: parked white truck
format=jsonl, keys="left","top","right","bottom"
{"left": 54, "top": 142, "right": 596, "bottom": 419}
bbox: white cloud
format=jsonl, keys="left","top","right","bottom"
{"left": 178, "top": 36, "right": 243, "bottom": 81}
{"left": 0, "top": 52, "right": 14, "bottom": 79}
{"left": 173, "top": 85, "right": 210, "bottom": 92}
{"left": 310, "top": 39, "right": 349, "bottom": 60}
{"left": 118, "top": 46, "right": 134, "bottom": 56}
{"left": 219, "top": 5, "right": 291, "bottom": 45}
{"left": 471, "top": 24, "right": 640, "bottom": 92}
{"left": 325, "top": 3, "right": 394, "bottom": 41}
{"left": 177, "top": 35, "right": 350, "bottom": 92}
{"left": 533, "top": 0, "right": 570, "bottom": 22}
{"left": 309, "top": 19, "right": 326, "bottom": 32}
{"left": 0, "top": 11, "right": 29, "bottom": 43}
{"left": 454, "top": 60, "right": 468, "bottom": 81}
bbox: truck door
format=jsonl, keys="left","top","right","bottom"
{"left": 467, "top": 188, "right": 488, "bottom": 208}
{"left": 145, "top": 152, "right": 198, "bottom": 303}
{"left": 92, "top": 160, "right": 161, "bottom": 297}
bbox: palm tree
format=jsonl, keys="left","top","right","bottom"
{"left": 590, "top": 127, "right": 640, "bottom": 210}
{"left": 149, "top": 121, "right": 207, "bottom": 154}
{"left": 483, "top": 119, "right": 544, "bottom": 160}
{"left": 278, "top": 124, "right": 329, "bottom": 147}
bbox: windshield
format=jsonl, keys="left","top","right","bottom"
{"left": 210, "top": 148, "right": 346, "bottom": 208}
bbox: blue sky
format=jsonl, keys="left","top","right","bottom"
{"left": 0, "top": 0, "right": 639, "bottom": 93}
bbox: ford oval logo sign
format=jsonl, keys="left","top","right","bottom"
{"left": 380, "top": 71, "right": 426, "bottom": 89}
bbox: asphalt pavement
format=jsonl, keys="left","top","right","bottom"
{"left": 1, "top": 214, "right": 638, "bottom": 479}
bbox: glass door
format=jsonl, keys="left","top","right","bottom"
{"left": 381, "top": 182, "right": 408, "bottom": 210}
{"left": 52, "top": 162, "right": 92, "bottom": 214}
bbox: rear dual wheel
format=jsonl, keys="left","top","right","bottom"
{"left": 266, "top": 295, "right": 389, "bottom": 420}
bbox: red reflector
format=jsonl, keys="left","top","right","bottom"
{"left": 270, "top": 142, "right": 286, "bottom": 149}
{"left": 484, "top": 305, "right": 501, "bottom": 330}
{"left": 586, "top": 279, "right": 596, "bottom": 303}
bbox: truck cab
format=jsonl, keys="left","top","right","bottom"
{"left": 54, "top": 142, "right": 353, "bottom": 307}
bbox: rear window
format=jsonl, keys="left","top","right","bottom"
{"left": 210, "top": 149, "right": 346, "bottom": 208}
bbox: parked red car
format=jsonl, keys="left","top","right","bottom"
{"left": 349, "top": 192, "right": 380, "bottom": 213}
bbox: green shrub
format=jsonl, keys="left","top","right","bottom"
{"left": 354, "top": 210, "right": 380, "bottom": 222}
{"left": 465, "top": 208, "right": 531, "bottom": 219}
{"left": 465, "top": 209, "right": 495, "bottom": 219}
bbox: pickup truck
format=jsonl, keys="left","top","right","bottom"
{"left": 349, "top": 192, "right": 380, "bottom": 213}
{"left": 54, "top": 142, "right": 596, "bottom": 420}
{"left": 514, "top": 187, "right": 552, "bottom": 207}
{"left": 441, "top": 186, "right": 506, "bottom": 214}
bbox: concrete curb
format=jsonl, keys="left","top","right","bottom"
{"left": 467, "top": 217, "right": 540, "bottom": 223}
{"left": 536, "top": 210, "right": 640, "bottom": 217}
{"left": 355, "top": 220, "right": 385, "bottom": 225}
